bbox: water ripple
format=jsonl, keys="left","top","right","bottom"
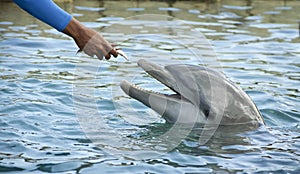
{"left": 1, "top": 0, "right": 300, "bottom": 173}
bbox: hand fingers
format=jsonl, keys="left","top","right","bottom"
{"left": 85, "top": 51, "right": 120, "bottom": 60}
{"left": 84, "top": 49, "right": 94, "bottom": 57}
{"left": 81, "top": 41, "right": 120, "bottom": 60}
{"left": 95, "top": 51, "right": 103, "bottom": 60}
{"left": 110, "top": 49, "right": 118, "bottom": 58}
{"left": 105, "top": 53, "right": 111, "bottom": 60}
{"left": 99, "top": 46, "right": 111, "bottom": 60}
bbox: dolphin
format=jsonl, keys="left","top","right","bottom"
{"left": 120, "top": 59, "right": 265, "bottom": 127}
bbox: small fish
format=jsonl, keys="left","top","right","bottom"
{"left": 117, "top": 49, "right": 129, "bottom": 61}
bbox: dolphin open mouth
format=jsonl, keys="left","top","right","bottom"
{"left": 120, "top": 59, "right": 191, "bottom": 108}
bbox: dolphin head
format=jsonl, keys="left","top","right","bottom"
{"left": 120, "top": 59, "right": 264, "bottom": 126}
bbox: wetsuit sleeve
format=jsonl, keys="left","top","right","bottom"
{"left": 13, "top": 0, "right": 72, "bottom": 32}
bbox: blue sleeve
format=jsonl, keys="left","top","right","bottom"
{"left": 13, "top": 0, "right": 72, "bottom": 32}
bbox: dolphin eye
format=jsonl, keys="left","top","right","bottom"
{"left": 204, "top": 109, "right": 210, "bottom": 118}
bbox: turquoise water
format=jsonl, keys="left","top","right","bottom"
{"left": 1, "top": 0, "right": 300, "bottom": 173}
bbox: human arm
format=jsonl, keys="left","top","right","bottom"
{"left": 13, "top": 0, "right": 117, "bottom": 59}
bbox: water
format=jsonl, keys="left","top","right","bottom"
{"left": 1, "top": 0, "right": 300, "bottom": 173}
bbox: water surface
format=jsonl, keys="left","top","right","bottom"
{"left": 0, "top": 0, "right": 300, "bottom": 173}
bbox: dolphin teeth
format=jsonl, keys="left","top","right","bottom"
{"left": 131, "top": 83, "right": 164, "bottom": 95}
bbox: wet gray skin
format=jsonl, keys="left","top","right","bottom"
{"left": 120, "top": 59, "right": 265, "bottom": 127}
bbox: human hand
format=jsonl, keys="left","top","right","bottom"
{"left": 63, "top": 18, "right": 118, "bottom": 60}
{"left": 76, "top": 28, "right": 118, "bottom": 60}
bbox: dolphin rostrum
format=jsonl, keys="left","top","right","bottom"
{"left": 120, "top": 59, "right": 265, "bottom": 127}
